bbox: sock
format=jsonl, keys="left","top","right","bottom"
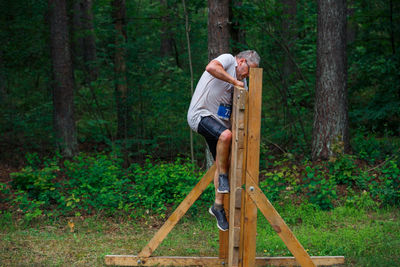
{"left": 214, "top": 203, "right": 223, "bottom": 211}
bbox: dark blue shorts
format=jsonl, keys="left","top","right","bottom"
{"left": 197, "top": 116, "right": 228, "bottom": 161}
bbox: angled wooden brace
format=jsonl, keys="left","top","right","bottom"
{"left": 138, "top": 164, "right": 217, "bottom": 258}
{"left": 246, "top": 173, "right": 316, "bottom": 267}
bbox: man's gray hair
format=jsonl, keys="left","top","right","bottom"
{"left": 236, "top": 50, "right": 260, "bottom": 66}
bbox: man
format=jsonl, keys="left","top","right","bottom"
{"left": 187, "top": 50, "right": 260, "bottom": 231}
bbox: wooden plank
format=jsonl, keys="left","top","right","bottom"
{"left": 238, "top": 88, "right": 249, "bottom": 266}
{"left": 228, "top": 87, "right": 239, "bottom": 266}
{"left": 219, "top": 90, "right": 248, "bottom": 262}
{"left": 255, "top": 256, "right": 345, "bottom": 266}
{"left": 242, "top": 68, "right": 263, "bottom": 267}
{"left": 105, "top": 255, "right": 345, "bottom": 266}
{"left": 228, "top": 87, "right": 248, "bottom": 267}
{"left": 138, "top": 164, "right": 216, "bottom": 258}
{"left": 219, "top": 195, "right": 229, "bottom": 259}
{"left": 105, "top": 255, "right": 225, "bottom": 266}
{"left": 246, "top": 176, "right": 316, "bottom": 267}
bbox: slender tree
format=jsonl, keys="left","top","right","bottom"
{"left": 71, "top": 0, "right": 84, "bottom": 67}
{"left": 71, "top": 0, "right": 97, "bottom": 83}
{"left": 112, "top": 0, "right": 131, "bottom": 140}
{"left": 182, "top": 0, "right": 195, "bottom": 164}
{"left": 159, "top": 0, "right": 181, "bottom": 67}
{"left": 0, "top": 51, "right": 5, "bottom": 103}
{"left": 160, "top": 0, "right": 174, "bottom": 57}
{"left": 48, "top": 0, "right": 78, "bottom": 157}
{"left": 112, "top": 0, "right": 132, "bottom": 166}
{"left": 281, "top": 0, "right": 297, "bottom": 128}
{"left": 81, "top": 0, "right": 98, "bottom": 83}
{"left": 312, "top": 0, "right": 349, "bottom": 160}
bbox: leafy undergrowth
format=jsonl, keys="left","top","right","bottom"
{"left": 0, "top": 204, "right": 399, "bottom": 266}
{"left": 1, "top": 153, "right": 213, "bottom": 221}
{"left": 1, "top": 148, "right": 399, "bottom": 224}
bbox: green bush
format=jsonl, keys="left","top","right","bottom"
{"left": 129, "top": 157, "right": 212, "bottom": 216}
{"left": 60, "top": 153, "right": 130, "bottom": 215}
{"left": 10, "top": 159, "right": 60, "bottom": 206}
{"left": 345, "top": 189, "right": 378, "bottom": 211}
{"left": 303, "top": 165, "right": 337, "bottom": 210}
{"left": 369, "top": 159, "right": 400, "bottom": 206}
{"left": 260, "top": 170, "right": 287, "bottom": 202}
{"left": 7, "top": 153, "right": 211, "bottom": 219}
{"left": 260, "top": 158, "right": 301, "bottom": 202}
{"left": 351, "top": 131, "right": 398, "bottom": 164}
{"left": 328, "top": 154, "right": 358, "bottom": 186}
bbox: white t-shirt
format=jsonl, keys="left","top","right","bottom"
{"left": 187, "top": 54, "right": 237, "bottom": 132}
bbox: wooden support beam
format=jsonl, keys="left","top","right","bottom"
{"left": 105, "top": 255, "right": 345, "bottom": 266}
{"left": 246, "top": 175, "right": 316, "bottom": 267}
{"left": 219, "top": 199, "right": 229, "bottom": 260}
{"left": 138, "top": 164, "right": 216, "bottom": 258}
{"left": 228, "top": 87, "right": 248, "bottom": 267}
{"left": 242, "top": 67, "right": 263, "bottom": 267}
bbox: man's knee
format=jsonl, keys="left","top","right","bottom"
{"left": 218, "top": 129, "right": 232, "bottom": 144}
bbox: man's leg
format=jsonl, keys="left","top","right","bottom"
{"left": 214, "top": 129, "right": 232, "bottom": 204}
{"left": 197, "top": 117, "right": 231, "bottom": 231}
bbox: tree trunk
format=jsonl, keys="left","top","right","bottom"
{"left": 112, "top": 0, "right": 131, "bottom": 141}
{"left": 71, "top": 0, "right": 84, "bottom": 68}
{"left": 71, "top": 0, "right": 97, "bottom": 83}
{"left": 48, "top": 0, "right": 78, "bottom": 157}
{"left": 81, "top": 0, "right": 98, "bottom": 83}
{"left": 159, "top": 0, "right": 180, "bottom": 67}
{"left": 0, "top": 50, "right": 5, "bottom": 103}
{"left": 160, "top": 0, "right": 174, "bottom": 57}
{"left": 207, "top": 0, "right": 231, "bottom": 167}
{"left": 389, "top": 0, "right": 395, "bottom": 55}
{"left": 312, "top": 0, "right": 349, "bottom": 161}
{"left": 208, "top": 0, "right": 231, "bottom": 60}
{"left": 281, "top": 0, "right": 297, "bottom": 128}
{"left": 231, "top": 0, "right": 246, "bottom": 55}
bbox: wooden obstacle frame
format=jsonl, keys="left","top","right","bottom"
{"left": 105, "top": 68, "right": 345, "bottom": 267}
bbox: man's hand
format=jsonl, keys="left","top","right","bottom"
{"left": 233, "top": 79, "right": 244, "bottom": 88}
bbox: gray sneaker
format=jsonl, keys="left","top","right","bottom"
{"left": 217, "top": 174, "right": 230, "bottom": 193}
{"left": 209, "top": 205, "right": 229, "bottom": 231}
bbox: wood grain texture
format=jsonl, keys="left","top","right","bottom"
{"left": 228, "top": 87, "right": 248, "bottom": 267}
{"left": 105, "top": 255, "right": 344, "bottom": 266}
{"left": 242, "top": 68, "right": 263, "bottom": 267}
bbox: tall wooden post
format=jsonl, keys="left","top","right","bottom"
{"left": 228, "top": 87, "right": 248, "bottom": 266}
{"left": 226, "top": 68, "right": 263, "bottom": 267}
{"left": 241, "top": 68, "right": 263, "bottom": 266}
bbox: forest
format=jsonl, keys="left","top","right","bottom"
{"left": 0, "top": 0, "right": 400, "bottom": 266}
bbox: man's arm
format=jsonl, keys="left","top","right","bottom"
{"left": 206, "top": 60, "right": 244, "bottom": 88}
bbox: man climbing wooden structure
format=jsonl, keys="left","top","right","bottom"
{"left": 105, "top": 68, "right": 345, "bottom": 267}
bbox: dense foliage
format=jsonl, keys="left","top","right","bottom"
{"left": 0, "top": 0, "right": 398, "bottom": 161}
{"left": 0, "top": 1, "right": 399, "bottom": 220}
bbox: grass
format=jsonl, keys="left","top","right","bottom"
{"left": 0, "top": 204, "right": 399, "bottom": 266}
